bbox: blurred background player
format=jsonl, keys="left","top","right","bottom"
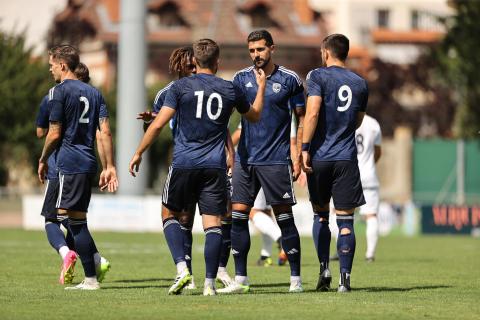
{"left": 329, "top": 114, "right": 382, "bottom": 262}
{"left": 36, "top": 62, "right": 111, "bottom": 285}
{"left": 302, "top": 34, "right": 368, "bottom": 292}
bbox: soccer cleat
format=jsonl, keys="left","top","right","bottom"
{"left": 185, "top": 276, "right": 197, "bottom": 290}
{"left": 168, "top": 269, "right": 192, "bottom": 295}
{"left": 216, "top": 270, "right": 234, "bottom": 288}
{"left": 65, "top": 279, "right": 100, "bottom": 290}
{"left": 256, "top": 256, "right": 273, "bottom": 267}
{"left": 96, "top": 257, "right": 111, "bottom": 283}
{"left": 316, "top": 268, "right": 332, "bottom": 291}
{"left": 337, "top": 272, "right": 351, "bottom": 293}
{"left": 217, "top": 282, "right": 250, "bottom": 294}
{"left": 203, "top": 286, "right": 216, "bottom": 296}
{"left": 278, "top": 250, "right": 288, "bottom": 266}
{"left": 289, "top": 280, "right": 304, "bottom": 293}
{"left": 59, "top": 250, "right": 77, "bottom": 284}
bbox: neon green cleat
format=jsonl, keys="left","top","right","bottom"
{"left": 96, "top": 257, "right": 111, "bottom": 283}
{"left": 168, "top": 269, "right": 192, "bottom": 295}
{"left": 217, "top": 282, "right": 251, "bottom": 294}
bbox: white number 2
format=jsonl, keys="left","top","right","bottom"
{"left": 337, "top": 85, "right": 352, "bottom": 112}
{"left": 194, "top": 91, "right": 223, "bottom": 120}
{"left": 79, "top": 96, "right": 90, "bottom": 123}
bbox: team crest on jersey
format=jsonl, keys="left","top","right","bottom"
{"left": 272, "top": 83, "right": 281, "bottom": 93}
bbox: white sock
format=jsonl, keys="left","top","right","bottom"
{"left": 217, "top": 266, "right": 227, "bottom": 274}
{"left": 252, "top": 212, "right": 282, "bottom": 242}
{"left": 176, "top": 261, "right": 188, "bottom": 274}
{"left": 59, "top": 246, "right": 70, "bottom": 260}
{"left": 85, "top": 276, "right": 98, "bottom": 283}
{"left": 260, "top": 233, "right": 274, "bottom": 257}
{"left": 93, "top": 252, "right": 101, "bottom": 266}
{"left": 204, "top": 278, "right": 215, "bottom": 288}
{"left": 366, "top": 216, "right": 379, "bottom": 258}
{"left": 290, "top": 275, "right": 301, "bottom": 283}
{"left": 329, "top": 212, "right": 339, "bottom": 242}
{"left": 235, "top": 275, "right": 248, "bottom": 285}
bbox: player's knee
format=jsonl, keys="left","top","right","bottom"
{"left": 340, "top": 227, "right": 351, "bottom": 236}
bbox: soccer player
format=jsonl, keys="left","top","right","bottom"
{"left": 38, "top": 45, "right": 118, "bottom": 290}
{"left": 219, "top": 29, "right": 305, "bottom": 294}
{"left": 128, "top": 38, "right": 266, "bottom": 296}
{"left": 36, "top": 62, "right": 111, "bottom": 285}
{"left": 329, "top": 114, "right": 382, "bottom": 262}
{"left": 302, "top": 34, "right": 368, "bottom": 292}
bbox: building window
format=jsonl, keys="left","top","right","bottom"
{"left": 149, "top": 1, "right": 188, "bottom": 28}
{"left": 239, "top": 3, "right": 281, "bottom": 29}
{"left": 377, "top": 9, "right": 390, "bottom": 28}
{"left": 411, "top": 10, "right": 419, "bottom": 29}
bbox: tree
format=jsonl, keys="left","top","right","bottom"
{"left": 0, "top": 31, "right": 53, "bottom": 186}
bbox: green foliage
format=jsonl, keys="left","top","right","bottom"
{"left": 0, "top": 31, "right": 54, "bottom": 185}
{"left": 433, "top": 0, "right": 480, "bottom": 138}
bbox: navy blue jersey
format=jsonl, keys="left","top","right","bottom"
{"left": 49, "top": 79, "right": 109, "bottom": 174}
{"left": 234, "top": 65, "right": 304, "bottom": 165}
{"left": 289, "top": 91, "right": 306, "bottom": 110}
{"left": 306, "top": 66, "right": 368, "bottom": 161}
{"left": 163, "top": 73, "right": 250, "bottom": 169}
{"left": 153, "top": 81, "right": 177, "bottom": 134}
{"left": 36, "top": 95, "right": 58, "bottom": 179}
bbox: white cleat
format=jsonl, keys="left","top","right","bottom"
{"left": 184, "top": 276, "right": 197, "bottom": 290}
{"left": 217, "top": 281, "right": 250, "bottom": 294}
{"left": 289, "top": 280, "right": 304, "bottom": 293}
{"left": 168, "top": 269, "right": 192, "bottom": 295}
{"left": 216, "top": 270, "right": 234, "bottom": 288}
{"left": 203, "top": 286, "right": 217, "bottom": 296}
{"left": 65, "top": 279, "right": 100, "bottom": 290}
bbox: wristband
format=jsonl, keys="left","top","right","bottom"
{"left": 301, "top": 143, "right": 310, "bottom": 152}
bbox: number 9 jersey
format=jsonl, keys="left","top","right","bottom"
{"left": 48, "top": 79, "right": 109, "bottom": 174}
{"left": 306, "top": 66, "right": 368, "bottom": 161}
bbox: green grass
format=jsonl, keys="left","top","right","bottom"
{"left": 0, "top": 228, "right": 478, "bottom": 320}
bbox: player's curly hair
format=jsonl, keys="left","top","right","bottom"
{"left": 74, "top": 62, "right": 90, "bottom": 83}
{"left": 169, "top": 46, "right": 194, "bottom": 75}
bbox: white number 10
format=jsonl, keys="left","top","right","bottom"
{"left": 337, "top": 85, "right": 352, "bottom": 112}
{"left": 194, "top": 91, "right": 223, "bottom": 120}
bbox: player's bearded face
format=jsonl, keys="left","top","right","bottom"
{"left": 249, "top": 40, "right": 272, "bottom": 69}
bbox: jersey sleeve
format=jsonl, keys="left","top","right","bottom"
{"left": 359, "top": 80, "right": 369, "bottom": 112}
{"left": 48, "top": 86, "right": 65, "bottom": 123}
{"left": 374, "top": 119, "right": 382, "bottom": 146}
{"left": 99, "top": 94, "right": 109, "bottom": 118}
{"left": 289, "top": 91, "right": 305, "bottom": 110}
{"left": 306, "top": 69, "right": 323, "bottom": 97}
{"left": 232, "top": 78, "right": 250, "bottom": 114}
{"left": 35, "top": 96, "right": 50, "bottom": 128}
{"left": 163, "top": 82, "right": 181, "bottom": 110}
{"left": 289, "top": 72, "right": 304, "bottom": 96}
{"left": 153, "top": 89, "right": 166, "bottom": 113}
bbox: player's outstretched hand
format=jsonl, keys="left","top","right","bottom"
{"left": 254, "top": 68, "right": 266, "bottom": 87}
{"left": 301, "top": 151, "right": 313, "bottom": 174}
{"left": 38, "top": 161, "right": 48, "bottom": 184}
{"left": 136, "top": 111, "right": 156, "bottom": 122}
{"left": 129, "top": 153, "right": 142, "bottom": 177}
{"left": 292, "top": 159, "right": 301, "bottom": 181}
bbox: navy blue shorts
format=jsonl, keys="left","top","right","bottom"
{"left": 307, "top": 160, "right": 365, "bottom": 210}
{"left": 41, "top": 178, "right": 59, "bottom": 221}
{"left": 56, "top": 173, "right": 94, "bottom": 212}
{"left": 162, "top": 167, "right": 227, "bottom": 216}
{"left": 231, "top": 163, "right": 296, "bottom": 207}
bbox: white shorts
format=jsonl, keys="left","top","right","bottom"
{"left": 252, "top": 188, "right": 272, "bottom": 211}
{"left": 359, "top": 187, "right": 379, "bottom": 215}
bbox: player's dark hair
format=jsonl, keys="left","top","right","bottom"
{"left": 48, "top": 45, "right": 80, "bottom": 72}
{"left": 193, "top": 39, "right": 219, "bottom": 69}
{"left": 322, "top": 34, "right": 349, "bottom": 61}
{"left": 74, "top": 62, "right": 90, "bottom": 83}
{"left": 247, "top": 29, "right": 274, "bottom": 46}
{"left": 169, "top": 46, "right": 194, "bottom": 75}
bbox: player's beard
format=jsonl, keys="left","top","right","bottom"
{"left": 253, "top": 56, "right": 270, "bottom": 69}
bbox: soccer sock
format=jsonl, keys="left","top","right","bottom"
{"left": 59, "top": 216, "right": 76, "bottom": 251}
{"left": 251, "top": 212, "right": 282, "bottom": 243}
{"left": 180, "top": 224, "right": 193, "bottom": 274}
{"left": 275, "top": 212, "right": 301, "bottom": 277}
{"left": 45, "top": 220, "right": 68, "bottom": 253}
{"left": 204, "top": 227, "right": 222, "bottom": 279}
{"left": 260, "top": 233, "right": 274, "bottom": 257}
{"left": 336, "top": 214, "right": 356, "bottom": 274}
{"left": 312, "top": 211, "right": 331, "bottom": 269}
{"left": 163, "top": 218, "right": 186, "bottom": 268}
{"left": 69, "top": 218, "right": 96, "bottom": 277}
{"left": 219, "top": 219, "right": 232, "bottom": 268}
{"left": 231, "top": 210, "right": 250, "bottom": 276}
{"left": 93, "top": 252, "right": 101, "bottom": 267}
{"left": 366, "top": 216, "right": 379, "bottom": 259}
{"left": 329, "top": 211, "right": 339, "bottom": 241}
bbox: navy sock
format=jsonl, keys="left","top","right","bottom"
{"left": 59, "top": 217, "right": 76, "bottom": 251}
{"left": 45, "top": 220, "right": 67, "bottom": 252}
{"left": 204, "top": 227, "right": 222, "bottom": 279}
{"left": 180, "top": 224, "right": 193, "bottom": 274}
{"left": 276, "top": 212, "right": 301, "bottom": 277}
{"left": 336, "top": 214, "right": 356, "bottom": 273}
{"left": 231, "top": 210, "right": 250, "bottom": 276}
{"left": 69, "top": 218, "right": 96, "bottom": 277}
{"left": 163, "top": 218, "right": 185, "bottom": 265}
{"left": 219, "top": 219, "right": 232, "bottom": 268}
{"left": 312, "top": 211, "right": 331, "bottom": 270}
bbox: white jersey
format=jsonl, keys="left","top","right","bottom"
{"left": 356, "top": 115, "right": 381, "bottom": 188}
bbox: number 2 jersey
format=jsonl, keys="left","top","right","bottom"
{"left": 48, "top": 79, "right": 109, "bottom": 174}
{"left": 163, "top": 73, "right": 250, "bottom": 169}
{"left": 306, "top": 66, "right": 368, "bottom": 162}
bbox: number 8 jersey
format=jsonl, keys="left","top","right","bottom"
{"left": 163, "top": 73, "right": 250, "bottom": 169}
{"left": 49, "top": 79, "right": 109, "bottom": 174}
{"left": 306, "top": 66, "right": 368, "bottom": 161}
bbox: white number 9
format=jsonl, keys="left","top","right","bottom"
{"left": 337, "top": 85, "right": 352, "bottom": 112}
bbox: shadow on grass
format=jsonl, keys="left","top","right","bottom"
{"left": 101, "top": 284, "right": 170, "bottom": 290}
{"left": 252, "top": 282, "right": 291, "bottom": 288}
{"left": 111, "top": 278, "right": 171, "bottom": 283}
{"left": 355, "top": 285, "right": 452, "bottom": 292}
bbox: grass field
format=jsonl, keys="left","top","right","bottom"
{"left": 0, "top": 228, "right": 478, "bottom": 320}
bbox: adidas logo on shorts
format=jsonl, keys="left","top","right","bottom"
{"left": 231, "top": 249, "right": 239, "bottom": 255}
{"left": 282, "top": 192, "right": 291, "bottom": 199}
{"left": 287, "top": 248, "right": 298, "bottom": 255}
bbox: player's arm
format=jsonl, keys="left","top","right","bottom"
{"left": 226, "top": 130, "right": 235, "bottom": 175}
{"left": 38, "top": 121, "right": 62, "bottom": 184}
{"left": 129, "top": 106, "right": 176, "bottom": 176}
{"left": 242, "top": 69, "right": 266, "bottom": 122}
{"left": 98, "top": 118, "right": 118, "bottom": 192}
{"left": 36, "top": 128, "right": 48, "bottom": 139}
{"left": 293, "top": 106, "right": 305, "bottom": 178}
{"left": 374, "top": 145, "right": 382, "bottom": 163}
{"left": 356, "top": 112, "right": 365, "bottom": 129}
{"left": 231, "top": 127, "right": 241, "bottom": 147}
{"left": 301, "top": 95, "right": 322, "bottom": 174}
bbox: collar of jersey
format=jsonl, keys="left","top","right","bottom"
{"left": 265, "top": 64, "right": 279, "bottom": 79}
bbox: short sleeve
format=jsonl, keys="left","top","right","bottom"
{"left": 290, "top": 74, "right": 304, "bottom": 97}
{"left": 374, "top": 120, "right": 381, "bottom": 146}
{"left": 289, "top": 91, "right": 305, "bottom": 110}
{"left": 163, "top": 82, "right": 181, "bottom": 110}
{"left": 306, "top": 69, "right": 322, "bottom": 97}
{"left": 48, "top": 86, "right": 64, "bottom": 123}
{"left": 99, "top": 95, "right": 109, "bottom": 118}
{"left": 233, "top": 80, "right": 250, "bottom": 114}
{"left": 360, "top": 81, "right": 369, "bottom": 112}
{"left": 35, "top": 96, "right": 50, "bottom": 128}
{"left": 153, "top": 85, "right": 170, "bottom": 113}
